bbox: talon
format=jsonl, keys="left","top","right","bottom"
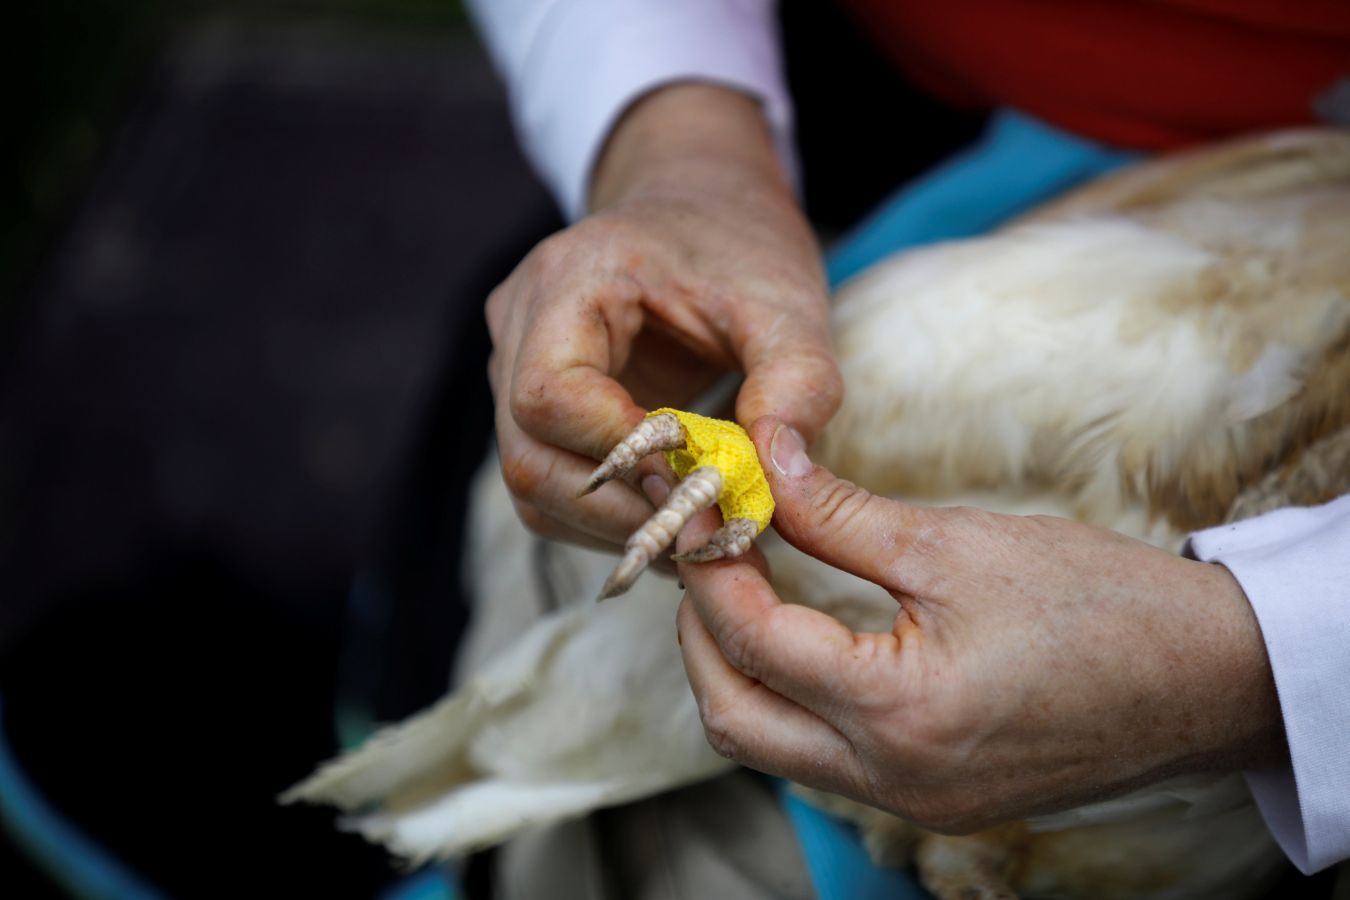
{"left": 577, "top": 413, "right": 684, "bottom": 497}
{"left": 599, "top": 467, "right": 722, "bottom": 600}
{"left": 671, "top": 518, "right": 759, "bottom": 563}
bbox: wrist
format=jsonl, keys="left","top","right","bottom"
{"left": 1177, "top": 560, "right": 1287, "bottom": 773}
{"left": 588, "top": 82, "right": 794, "bottom": 213}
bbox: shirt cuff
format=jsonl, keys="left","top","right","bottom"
{"left": 1186, "top": 493, "right": 1350, "bottom": 873}
{"left": 479, "top": 0, "right": 794, "bottom": 220}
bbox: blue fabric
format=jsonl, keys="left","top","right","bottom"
{"left": 378, "top": 867, "right": 459, "bottom": 900}
{"left": 826, "top": 109, "right": 1139, "bottom": 286}
{"left": 791, "top": 109, "right": 1141, "bottom": 900}
{"left": 780, "top": 782, "right": 926, "bottom": 900}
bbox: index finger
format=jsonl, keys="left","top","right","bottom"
{"left": 677, "top": 594, "right": 866, "bottom": 794}
{"left": 676, "top": 519, "right": 879, "bottom": 720}
{"left": 508, "top": 271, "right": 649, "bottom": 462}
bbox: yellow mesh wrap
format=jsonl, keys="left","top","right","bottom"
{"left": 648, "top": 408, "right": 774, "bottom": 534}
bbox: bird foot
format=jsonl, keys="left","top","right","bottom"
{"left": 671, "top": 517, "right": 758, "bottom": 563}
{"left": 580, "top": 409, "right": 773, "bottom": 600}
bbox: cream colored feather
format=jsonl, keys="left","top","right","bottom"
{"left": 285, "top": 130, "right": 1350, "bottom": 898}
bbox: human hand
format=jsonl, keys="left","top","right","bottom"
{"left": 676, "top": 417, "right": 1286, "bottom": 833}
{"left": 487, "top": 84, "right": 840, "bottom": 553}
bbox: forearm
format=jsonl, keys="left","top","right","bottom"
{"left": 590, "top": 83, "right": 795, "bottom": 211}
{"left": 465, "top": 0, "right": 793, "bottom": 219}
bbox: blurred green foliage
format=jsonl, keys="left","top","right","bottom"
{"left": 3, "top": 0, "right": 469, "bottom": 315}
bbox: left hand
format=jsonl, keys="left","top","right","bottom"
{"left": 484, "top": 84, "right": 838, "bottom": 556}
{"left": 675, "top": 417, "right": 1287, "bottom": 834}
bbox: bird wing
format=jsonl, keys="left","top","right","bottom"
{"left": 283, "top": 462, "right": 729, "bottom": 861}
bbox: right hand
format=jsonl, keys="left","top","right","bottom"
{"left": 487, "top": 84, "right": 842, "bottom": 552}
{"left": 676, "top": 418, "right": 1285, "bottom": 833}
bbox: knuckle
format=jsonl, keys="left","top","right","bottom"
{"left": 897, "top": 506, "right": 977, "bottom": 589}
{"left": 773, "top": 360, "right": 843, "bottom": 431}
{"left": 487, "top": 226, "right": 581, "bottom": 331}
{"left": 717, "top": 613, "right": 764, "bottom": 680}
{"left": 528, "top": 228, "right": 591, "bottom": 274}
{"left": 509, "top": 366, "right": 555, "bottom": 434}
{"left": 809, "top": 477, "right": 873, "bottom": 532}
{"left": 528, "top": 229, "right": 567, "bottom": 261}
{"left": 574, "top": 212, "right": 633, "bottom": 246}
{"left": 796, "top": 340, "right": 843, "bottom": 388}
{"left": 698, "top": 698, "right": 742, "bottom": 761}
{"left": 814, "top": 361, "right": 845, "bottom": 413}
{"left": 511, "top": 499, "right": 553, "bottom": 537}
{"left": 500, "top": 444, "right": 550, "bottom": 502}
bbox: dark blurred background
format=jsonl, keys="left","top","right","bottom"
{"left": 0, "top": 3, "right": 981, "bottom": 897}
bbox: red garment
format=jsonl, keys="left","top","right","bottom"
{"left": 841, "top": 0, "right": 1350, "bottom": 148}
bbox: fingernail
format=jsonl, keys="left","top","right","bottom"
{"left": 642, "top": 474, "right": 670, "bottom": 504}
{"left": 770, "top": 425, "right": 813, "bottom": 478}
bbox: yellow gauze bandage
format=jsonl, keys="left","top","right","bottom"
{"left": 647, "top": 408, "right": 774, "bottom": 534}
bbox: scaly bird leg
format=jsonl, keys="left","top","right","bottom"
{"left": 598, "top": 466, "right": 722, "bottom": 601}
{"left": 671, "top": 517, "right": 758, "bottom": 563}
{"left": 576, "top": 412, "right": 685, "bottom": 497}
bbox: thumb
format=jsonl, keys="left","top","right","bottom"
{"left": 751, "top": 416, "right": 929, "bottom": 587}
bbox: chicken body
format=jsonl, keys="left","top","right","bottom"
{"left": 286, "top": 130, "right": 1350, "bottom": 898}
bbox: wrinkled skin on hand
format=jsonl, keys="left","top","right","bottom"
{"left": 676, "top": 417, "right": 1286, "bottom": 835}
{"left": 485, "top": 84, "right": 841, "bottom": 556}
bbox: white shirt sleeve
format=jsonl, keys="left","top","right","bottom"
{"left": 465, "top": 0, "right": 795, "bottom": 220}
{"left": 1187, "top": 493, "right": 1350, "bottom": 874}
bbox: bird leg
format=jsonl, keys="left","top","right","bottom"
{"left": 598, "top": 466, "right": 722, "bottom": 601}
{"left": 671, "top": 517, "right": 758, "bottom": 563}
{"left": 576, "top": 412, "right": 685, "bottom": 497}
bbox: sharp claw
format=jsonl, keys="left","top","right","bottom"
{"left": 578, "top": 413, "right": 685, "bottom": 498}
{"left": 671, "top": 518, "right": 758, "bottom": 564}
{"left": 670, "top": 546, "right": 723, "bottom": 563}
{"left": 596, "top": 466, "right": 722, "bottom": 600}
{"left": 598, "top": 560, "right": 643, "bottom": 600}
{"left": 575, "top": 476, "right": 604, "bottom": 499}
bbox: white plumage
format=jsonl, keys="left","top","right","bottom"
{"left": 286, "top": 130, "right": 1350, "bottom": 898}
